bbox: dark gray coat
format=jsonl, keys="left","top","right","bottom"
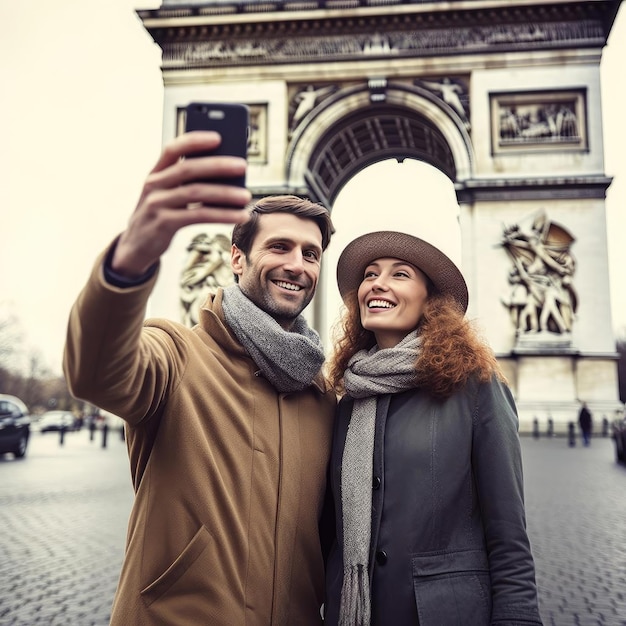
{"left": 324, "top": 377, "right": 543, "bottom": 625}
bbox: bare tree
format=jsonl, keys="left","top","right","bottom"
{"left": 0, "top": 311, "right": 70, "bottom": 411}
{"left": 17, "top": 352, "right": 50, "bottom": 409}
{"left": 0, "top": 313, "right": 22, "bottom": 370}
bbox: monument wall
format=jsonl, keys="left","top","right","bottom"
{"left": 139, "top": 0, "right": 624, "bottom": 431}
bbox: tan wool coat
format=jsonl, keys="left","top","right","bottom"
{"left": 64, "top": 253, "right": 337, "bottom": 625}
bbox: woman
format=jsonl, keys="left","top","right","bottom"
{"left": 324, "top": 231, "right": 542, "bottom": 626}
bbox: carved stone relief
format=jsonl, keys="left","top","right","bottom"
{"left": 288, "top": 84, "right": 339, "bottom": 137}
{"left": 180, "top": 232, "right": 234, "bottom": 327}
{"left": 248, "top": 104, "right": 267, "bottom": 162}
{"left": 161, "top": 20, "right": 604, "bottom": 68}
{"left": 491, "top": 90, "right": 586, "bottom": 153}
{"left": 414, "top": 77, "right": 470, "bottom": 129}
{"left": 500, "top": 211, "right": 578, "bottom": 341}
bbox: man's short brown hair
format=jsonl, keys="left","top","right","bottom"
{"left": 232, "top": 195, "right": 334, "bottom": 256}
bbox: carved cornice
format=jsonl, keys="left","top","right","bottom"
{"left": 138, "top": 1, "right": 622, "bottom": 69}
{"left": 455, "top": 175, "right": 613, "bottom": 202}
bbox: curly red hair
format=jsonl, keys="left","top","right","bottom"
{"left": 327, "top": 291, "right": 505, "bottom": 398}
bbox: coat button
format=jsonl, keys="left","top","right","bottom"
{"left": 375, "top": 550, "right": 388, "bottom": 565}
{"left": 372, "top": 476, "right": 381, "bottom": 490}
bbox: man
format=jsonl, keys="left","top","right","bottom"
{"left": 578, "top": 401, "right": 593, "bottom": 446}
{"left": 64, "top": 131, "right": 337, "bottom": 625}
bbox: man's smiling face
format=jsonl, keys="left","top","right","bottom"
{"left": 231, "top": 212, "right": 323, "bottom": 330}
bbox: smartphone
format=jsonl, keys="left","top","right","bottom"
{"left": 184, "top": 102, "right": 249, "bottom": 190}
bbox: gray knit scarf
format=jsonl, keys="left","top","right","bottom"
{"left": 221, "top": 284, "right": 325, "bottom": 393}
{"left": 339, "top": 331, "right": 421, "bottom": 626}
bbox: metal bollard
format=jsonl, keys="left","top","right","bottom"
{"left": 101, "top": 423, "right": 109, "bottom": 449}
{"left": 533, "top": 418, "right": 540, "bottom": 439}
{"left": 568, "top": 421, "right": 576, "bottom": 447}
{"left": 59, "top": 425, "right": 66, "bottom": 446}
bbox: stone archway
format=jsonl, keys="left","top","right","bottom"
{"left": 140, "top": 0, "right": 623, "bottom": 430}
{"left": 304, "top": 104, "right": 455, "bottom": 204}
{"left": 285, "top": 83, "right": 472, "bottom": 206}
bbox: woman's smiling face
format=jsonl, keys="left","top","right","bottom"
{"left": 357, "top": 257, "right": 430, "bottom": 349}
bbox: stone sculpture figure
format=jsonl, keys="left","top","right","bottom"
{"left": 180, "top": 232, "right": 234, "bottom": 327}
{"left": 288, "top": 84, "right": 337, "bottom": 135}
{"left": 500, "top": 212, "right": 577, "bottom": 337}
{"left": 417, "top": 77, "right": 470, "bottom": 129}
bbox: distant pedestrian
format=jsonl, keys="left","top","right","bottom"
{"left": 578, "top": 401, "right": 593, "bottom": 446}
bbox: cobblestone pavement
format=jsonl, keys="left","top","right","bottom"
{"left": 522, "top": 435, "right": 626, "bottom": 626}
{"left": 0, "top": 429, "right": 132, "bottom": 626}
{"left": 0, "top": 429, "right": 625, "bottom": 625}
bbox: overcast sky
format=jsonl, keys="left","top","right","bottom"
{"left": 1, "top": 0, "right": 625, "bottom": 376}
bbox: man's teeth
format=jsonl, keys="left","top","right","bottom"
{"left": 368, "top": 300, "right": 395, "bottom": 309}
{"left": 275, "top": 281, "right": 302, "bottom": 291}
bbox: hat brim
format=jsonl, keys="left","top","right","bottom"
{"left": 336, "top": 231, "right": 468, "bottom": 312}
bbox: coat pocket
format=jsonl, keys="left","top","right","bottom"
{"left": 411, "top": 549, "right": 491, "bottom": 626}
{"left": 140, "top": 525, "right": 215, "bottom": 607}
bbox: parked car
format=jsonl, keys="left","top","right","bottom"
{"left": 37, "top": 410, "right": 77, "bottom": 433}
{"left": 0, "top": 394, "right": 31, "bottom": 458}
{"left": 612, "top": 417, "right": 626, "bottom": 463}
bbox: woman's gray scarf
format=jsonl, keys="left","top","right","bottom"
{"left": 221, "top": 284, "right": 325, "bottom": 393}
{"left": 339, "top": 331, "right": 421, "bottom": 626}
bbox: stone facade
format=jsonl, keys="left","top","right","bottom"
{"left": 138, "top": 0, "right": 624, "bottom": 431}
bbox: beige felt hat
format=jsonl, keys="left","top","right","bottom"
{"left": 336, "top": 231, "right": 469, "bottom": 312}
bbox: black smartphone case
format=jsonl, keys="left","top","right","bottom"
{"left": 184, "top": 102, "right": 249, "bottom": 189}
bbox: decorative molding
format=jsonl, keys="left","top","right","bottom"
{"left": 138, "top": 2, "right": 620, "bottom": 69}
{"left": 455, "top": 176, "right": 613, "bottom": 203}
{"left": 158, "top": 21, "right": 605, "bottom": 68}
